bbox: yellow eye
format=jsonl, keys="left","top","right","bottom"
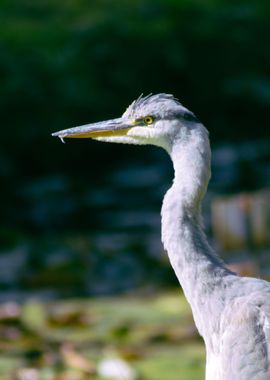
{"left": 143, "top": 116, "right": 153, "bottom": 125}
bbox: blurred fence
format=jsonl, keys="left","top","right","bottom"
{"left": 211, "top": 190, "right": 270, "bottom": 277}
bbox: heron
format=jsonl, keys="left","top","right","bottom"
{"left": 52, "top": 94, "right": 270, "bottom": 379}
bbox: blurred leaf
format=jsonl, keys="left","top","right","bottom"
{"left": 60, "top": 343, "right": 96, "bottom": 374}
{"left": 21, "top": 301, "right": 47, "bottom": 333}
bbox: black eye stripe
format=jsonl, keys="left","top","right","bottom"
{"left": 181, "top": 112, "right": 200, "bottom": 123}
{"left": 162, "top": 111, "right": 200, "bottom": 123}
{"left": 135, "top": 111, "right": 200, "bottom": 125}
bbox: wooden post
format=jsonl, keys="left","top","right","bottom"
{"left": 211, "top": 191, "right": 270, "bottom": 277}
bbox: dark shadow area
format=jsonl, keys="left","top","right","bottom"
{"left": 0, "top": 0, "right": 270, "bottom": 298}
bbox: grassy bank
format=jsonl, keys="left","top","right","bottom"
{"left": 0, "top": 291, "right": 204, "bottom": 379}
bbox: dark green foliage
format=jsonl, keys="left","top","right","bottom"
{"left": 0, "top": 0, "right": 270, "bottom": 293}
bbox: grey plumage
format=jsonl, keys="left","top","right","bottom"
{"left": 53, "top": 94, "right": 270, "bottom": 379}
{"left": 123, "top": 93, "right": 198, "bottom": 123}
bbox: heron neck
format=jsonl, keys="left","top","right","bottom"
{"left": 161, "top": 125, "right": 233, "bottom": 333}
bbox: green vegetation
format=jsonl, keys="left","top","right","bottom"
{"left": 0, "top": 2, "right": 269, "bottom": 377}
{"left": 1, "top": 0, "right": 270, "bottom": 234}
{"left": 0, "top": 291, "right": 204, "bottom": 379}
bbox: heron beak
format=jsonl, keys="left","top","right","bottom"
{"left": 51, "top": 118, "right": 132, "bottom": 143}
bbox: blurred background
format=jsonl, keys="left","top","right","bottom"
{"left": 0, "top": 0, "right": 270, "bottom": 379}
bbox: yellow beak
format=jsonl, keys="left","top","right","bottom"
{"left": 52, "top": 118, "right": 132, "bottom": 142}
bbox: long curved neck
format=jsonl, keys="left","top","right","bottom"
{"left": 161, "top": 124, "right": 233, "bottom": 334}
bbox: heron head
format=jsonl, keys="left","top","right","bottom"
{"left": 52, "top": 94, "right": 201, "bottom": 151}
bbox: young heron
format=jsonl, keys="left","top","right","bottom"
{"left": 53, "top": 94, "right": 270, "bottom": 380}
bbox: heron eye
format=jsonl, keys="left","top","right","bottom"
{"left": 143, "top": 116, "right": 154, "bottom": 125}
